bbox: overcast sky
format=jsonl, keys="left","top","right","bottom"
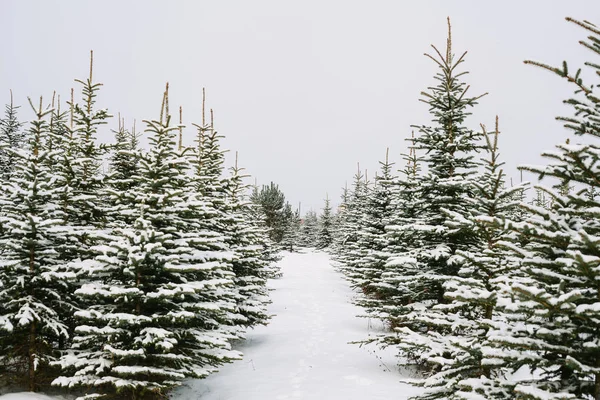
{"left": 2, "top": 1, "right": 600, "bottom": 214}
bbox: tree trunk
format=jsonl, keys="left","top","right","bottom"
{"left": 28, "top": 246, "right": 36, "bottom": 391}
{"left": 28, "top": 321, "right": 36, "bottom": 392}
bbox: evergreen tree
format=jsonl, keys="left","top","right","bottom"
{"left": 378, "top": 19, "right": 486, "bottom": 366}
{"left": 485, "top": 18, "right": 600, "bottom": 400}
{"left": 256, "top": 182, "right": 287, "bottom": 243}
{"left": 248, "top": 183, "right": 281, "bottom": 271}
{"left": 353, "top": 149, "right": 397, "bottom": 307}
{"left": 316, "top": 195, "right": 334, "bottom": 249}
{"left": 299, "top": 210, "right": 319, "bottom": 248}
{"left": 280, "top": 203, "right": 300, "bottom": 252}
{"left": 333, "top": 166, "right": 369, "bottom": 277}
{"left": 280, "top": 202, "right": 299, "bottom": 251}
{"left": 0, "top": 97, "right": 74, "bottom": 391}
{"left": 0, "top": 91, "right": 25, "bottom": 181}
{"left": 400, "top": 120, "right": 527, "bottom": 399}
{"left": 223, "top": 152, "right": 272, "bottom": 327}
{"left": 108, "top": 117, "right": 140, "bottom": 194}
{"left": 365, "top": 136, "right": 422, "bottom": 321}
{"left": 53, "top": 92, "right": 240, "bottom": 399}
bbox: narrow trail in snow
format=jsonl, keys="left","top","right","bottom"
{"left": 175, "top": 250, "right": 420, "bottom": 400}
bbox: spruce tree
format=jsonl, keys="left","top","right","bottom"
{"left": 353, "top": 149, "right": 397, "bottom": 308}
{"left": 53, "top": 91, "right": 240, "bottom": 399}
{"left": 485, "top": 18, "right": 600, "bottom": 400}
{"left": 223, "top": 152, "right": 272, "bottom": 327}
{"left": 316, "top": 195, "right": 334, "bottom": 249}
{"left": 299, "top": 210, "right": 319, "bottom": 248}
{"left": 280, "top": 203, "right": 300, "bottom": 252}
{"left": 366, "top": 136, "right": 422, "bottom": 321}
{"left": 0, "top": 97, "right": 74, "bottom": 391}
{"left": 0, "top": 91, "right": 25, "bottom": 181}
{"left": 400, "top": 120, "right": 527, "bottom": 399}
{"left": 256, "top": 182, "right": 287, "bottom": 243}
{"left": 334, "top": 166, "right": 369, "bottom": 279}
{"left": 378, "top": 19, "right": 486, "bottom": 366}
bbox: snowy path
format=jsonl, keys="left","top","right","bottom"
{"left": 175, "top": 250, "right": 420, "bottom": 400}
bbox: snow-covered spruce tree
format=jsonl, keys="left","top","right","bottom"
{"left": 378, "top": 19, "right": 486, "bottom": 362}
{"left": 255, "top": 182, "right": 287, "bottom": 243}
{"left": 280, "top": 202, "right": 300, "bottom": 252}
{"left": 483, "top": 18, "right": 600, "bottom": 400}
{"left": 248, "top": 183, "right": 281, "bottom": 271}
{"left": 65, "top": 52, "right": 110, "bottom": 229}
{"left": 397, "top": 119, "right": 528, "bottom": 399}
{"left": 333, "top": 166, "right": 369, "bottom": 277}
{"left": 299, "top": 210, "right": 319, "bottom": 248}
{"left": 330, "top": 183, "right": 350, "bottom": 253}
{"left": 353, "top": 149, "right": 397, "bottom": 307}
{"left": 107, "top": 117, "right": 140, "bottom": 194}
{"left": 53, "top": 91, "right": 240, "bottom": 400}
{"left": 0, "top": 97, "right": 74, "bottom": 391}
{"left": 316, "top": 195, "right": 333, "bottom": 249}
{"left": 222, "top": 152, "right": 271, "bottom": 327}
{"left": 0, "top": 91, "right": 25, "bottom": 181}
{"left": 364, "top": 135, "right": 422, "bottom": 321}
{"left": 339, "top": 170, "right": 373, "bottom": 286}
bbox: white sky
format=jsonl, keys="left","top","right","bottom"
{"left": 2, "top": 1, "right": 599, "bottom": 214}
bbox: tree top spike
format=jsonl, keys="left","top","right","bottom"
{"left": 202, "top": 87, "right": 206, "bottom": 126}
{"left": 446, "top": 17, "right": 452, "bottom": 63}
{"left": 89, "top": 50, "right": 94, "bottom": 82}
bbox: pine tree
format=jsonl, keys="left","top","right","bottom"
{"left": 0, "top": 91, "right": 25, "bottom": 181}
{"left": 0, "top": 97, "right": 74, "bottom": 391}
{"left": 484, "top": 18, "right": 600, "bottom": 400}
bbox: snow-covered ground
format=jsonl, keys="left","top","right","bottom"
{"left": 175, "top": 250, "right": 421, "bottom": 400}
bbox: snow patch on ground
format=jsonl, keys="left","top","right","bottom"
{"left": 174, "top": 250, "right": 421, "bottom": 400}
{"left": 0, "top": 393, "right": 66, "bottom": 400}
